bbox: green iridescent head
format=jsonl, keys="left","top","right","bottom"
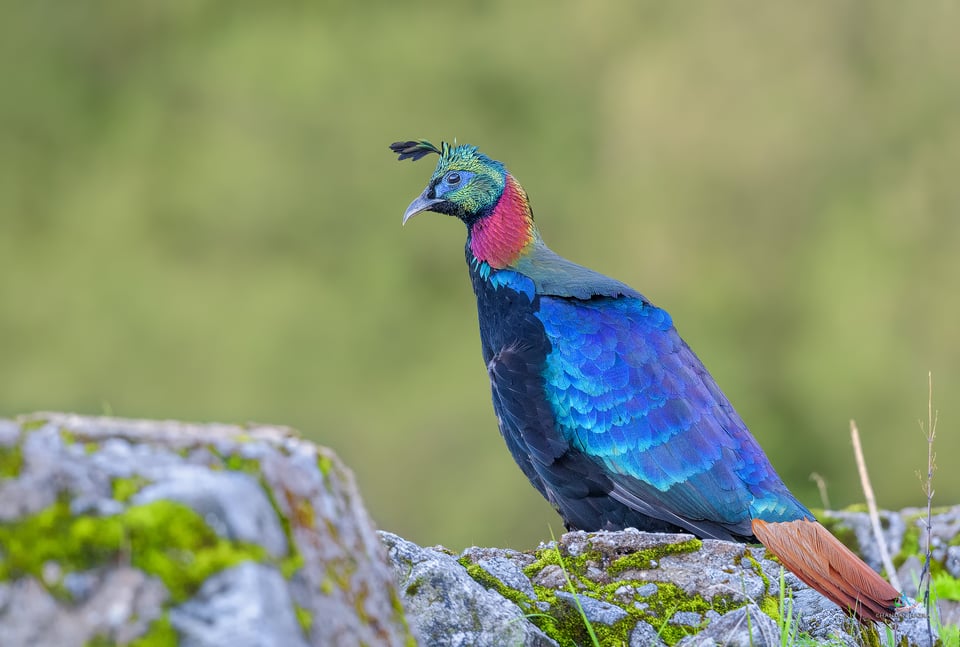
{"left": 390, "top": 140, "right": 507, "bottom": 225}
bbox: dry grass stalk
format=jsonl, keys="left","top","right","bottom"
{"left": 850, "top": 419, "right": 901, "bottom": 592}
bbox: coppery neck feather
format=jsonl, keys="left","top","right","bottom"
{"left": 468, "top": 174, "right": 535, "bottom": 270}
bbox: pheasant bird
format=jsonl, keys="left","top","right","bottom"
{"left": 391, "top": 139, "right": 900, "bottom": 622}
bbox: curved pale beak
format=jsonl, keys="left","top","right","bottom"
{"left": 402, "top": 188, "right": 444, "bottom": 225}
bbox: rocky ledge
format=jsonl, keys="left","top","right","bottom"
{"left": 383, "top": 523, "right": 944, "bottom": 647}
{"left": 0, "top": 413, "right": 414, "bottom": 647}
{"left": 0, "top": 414, "right": 956, "bottom": 646}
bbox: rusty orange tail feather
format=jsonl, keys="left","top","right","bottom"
{"left": 751, "top": 518, "right": 899, "bottom": 622}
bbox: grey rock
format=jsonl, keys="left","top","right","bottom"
{"left": 380, "top": 531, "right": 557, "bottom": 647}
{"left": 677, "top": 604, "right": 780, "bottom": 647}
{"left": 936, "top": 599, "right": 960, "bottom": 627}
{"left": 555, "top": 590, "right": 628, "bottom": 626}
{"left": 532, "top": 563, "right": 568, "bottom": 589}
{"left": 662, "top": 539, "right": 767, "bottom": 603}
{"left": 390, "top": 521, "right": 951, "bottom": 647}
{"left": 787, "top": 587, "right": 851, "bottom": 643}
{"left": 134, "top": 466, "right": 288, "bottom": 558}
{"left": 461, "top": 547, "right": 537, "bottom": 599}
{"left": 0, "top": 569, "right": 168, "bottom": 647}
{"left": 630, "top": 620, "right": 667, "bottom": 647}
{"left": 0, "top": 413, "right": 414, "bottom": 647}
{"left": 668, "top": 610, "right": 703, "bottom": 627}
{"left": 171, "top": 562, "right": 308, "bottom": 647}
{"left": 561, "top": 527, "right": 692, "bottom": 561}
{"left": 924, "top": 508, "right": 960, "bottom": 567}
{"left": 7, "top": 412, "right": 954, "bottom": 647}
{"left": 894, "top": 612, "right": 938, "bottom": 647}
{"left": 945, "top": 545, "right": 960, "bottom": 579}
{"left": 564, "top": 531, "right": 767, "bottom": 607}
{"left": 612, "top": 582, "right": 658, "bottom": 608}
{"left": 62, "top": 571, "right": 98, "bottom": 602}
{"left": 0, "top": 419, "right": 19, "bottom": 445}
{"left": 898, "top": 554, "right": 925, "bottom": 597}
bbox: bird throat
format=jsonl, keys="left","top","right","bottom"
{"left": 469, "top": 174, "right": 535, "bottom": 270}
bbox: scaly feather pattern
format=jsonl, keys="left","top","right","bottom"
{"left": 392, "top": 139, "right": 901, "bottom": 622}
{"left": 535, "top": 295, "right": 808, "bottom": 535}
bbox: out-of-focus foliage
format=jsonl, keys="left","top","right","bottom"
{"left": 2, "top": 1, "right": 958, "bottom": 550}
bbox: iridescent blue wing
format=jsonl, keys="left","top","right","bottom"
{"left": 535, "top": 294, "right": 812, "bottom": 538}
{"left": 487, "top": 334, "right": 698, "bottom": 534}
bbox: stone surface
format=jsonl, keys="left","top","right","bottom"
{"left": 170, "top": 562, "right": 308, "bottom": 647}
{"left": 384, "top": 522, "right": 952, "bottom": 647}
{"left": 134, "top": 467, "right": 289, "bottom": 559}
{"left": 0, "top": 568, "right": 167, "bottom": 647}
{"left": 0, "top": 413, "right": 414, "bottom": 647}
{"left": 380, "top": 531, "right": 556, "bottom": 647}
{"left": 676, "top": 604, "right": 780, "bottom": 647}
{"left": 460, "top": 546, "right": 538, "bottom": 599}
{"left": 894, "top": 614, "right": 940, "bottom": 647}
{"left": 555, "top": 590, "right": 629, "bottom": 626}
{"left": 629, "top": 620, "right": 667, "bottom": 647}
{"left": 3, "top": 412, "right": 958, "bottom": 646}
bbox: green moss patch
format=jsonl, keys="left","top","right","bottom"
{"left": 54, "top": 428, "right": 97, "bottom": 453}
{"left": 0, "top": 498, "right": 267, "bottom": 602}
{"left": 505, "top": 537, "right": 740, "bottom": 646}
{"left": 523, "top": 543, "right": 603, "bottom": 586}
{"left": 223, "top": 454, "right": 262, "bottom": 474}
{"left": 258, "top": 480, "right": 305, "bottom": 580}
{"left": 0, "top": 443, "right": 23, "bottom": 478}
{"left": 933, "top": 571, "right": 960, "bottom": 601}
{"left": 19, "top": 419, "right": 48, "bottom": 432}
{"left": 608, "top": 538, "right": 702, "bottom": 576}
{"left": 460, "top": 559, "right": 536, "bottom": 611}
{"left": 759, "top": 593, "right": 779, "bottom": 621}
{"left": 388, "top": 584, "right": 417, "bottom": 647}
{"left": 294, "top": 604, "right": 313, "bottom": 633}
{"left": 317, "top": 454, "right": 333, "bottom": 479}
{"left": 129, "top": 612, "right": 177, "bottom": 647}
{"left": 112, "top": 476, "right": 152, "bottom": 503}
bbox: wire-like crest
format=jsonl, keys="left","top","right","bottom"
{"left": 389, "top": 139, "right": 445, "bottom": 162}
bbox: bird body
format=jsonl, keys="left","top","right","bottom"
{"left": 392, "top": 139, "right": 900, "bottom": 622}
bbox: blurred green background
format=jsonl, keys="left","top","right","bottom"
{"left": 2, "top": 2, "right": 958, "bottom": 551}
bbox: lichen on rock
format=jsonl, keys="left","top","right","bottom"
{"left": 1, "top": 413, "right": 955, "bottom": 647}
{"left": 384, "top": 523, "right": 943, "bottom": 647}
{"left": 0, "top": 413, "right": 414, "bottom": 647}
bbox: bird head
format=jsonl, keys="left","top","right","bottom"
{"left": 390, "top": 140, "right": 509, "bottom": 225}
{"left": 391, "top": 139, "right": 536, "bottom": 269}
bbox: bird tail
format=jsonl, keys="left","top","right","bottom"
{"left": 751, "top": 518, "right": 900, "bottom": 623}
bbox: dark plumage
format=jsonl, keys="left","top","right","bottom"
{"left": 392, "top": 139, "right": 901, "bottom": 622}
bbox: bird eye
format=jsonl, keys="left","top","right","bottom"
{"left": 446, "top": 172, "right": 461, "bottom": 185}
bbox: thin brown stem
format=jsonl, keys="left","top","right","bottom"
{"left": 919, "top": 371, "right": 937, "bottom": 645}
{"left": 849, "top": 419, "right": 901, "bottom": 592}
{"left": 809, "top": 472, "right": 830, "bottom": 510}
